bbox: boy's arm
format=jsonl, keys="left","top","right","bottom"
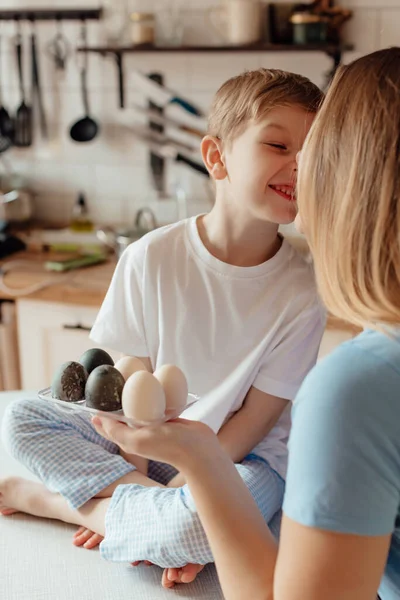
{"left": 217, "top": 387, "right": 288, "bottom": 463}
{"left": 168, "top": 388, "right": 288, "bottom": 487}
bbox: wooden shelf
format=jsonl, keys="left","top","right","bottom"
{"left": 78, "top": 42, "right": 351, "bottom": 55}
{"left": 78, "top": 42, "right": 353, "bottom": 109}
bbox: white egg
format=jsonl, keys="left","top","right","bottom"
{"left": 122, "top": 371, "right": 166, "bottom": 422}
{"left": 154, "top": 365, "right": 188, "bottom": 413}
{"left": 114, "top": 356, "right": 148, "bottom": 381}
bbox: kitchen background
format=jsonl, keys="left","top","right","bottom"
{"left": 0, "top": 0, "right": 396, "bottom": 392}
{"left": 0, "top": 0, "right": 397, "bottom": 228}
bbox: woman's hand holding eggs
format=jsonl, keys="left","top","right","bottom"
{"left": 51, "top": 349, "right": 189, "bottom": 425}
{"left": 120, "top": 364, "right": 188, "bottom": 424}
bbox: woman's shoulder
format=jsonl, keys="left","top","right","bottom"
{"left": 297, "top": 329, "right": 400, "bottom": 416}
{"left": 285, "top": 329, "right": 400, "bottom": 536}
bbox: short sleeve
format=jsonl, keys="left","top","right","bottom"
{"left": 283, "top": 342, "right": 400, "bottom": 536}
{"left": 253, "top": 302, "right": 325, "bottom": 400}
{"left": 90, "top": 241, "right": 149, "bottom": 357}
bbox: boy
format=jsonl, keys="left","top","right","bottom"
{"left": 0, "top": 69, "right": 325, "bottom": 588}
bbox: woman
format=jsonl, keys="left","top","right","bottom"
{"left": 92, "top": 47, "right": 400, "bottom": 600}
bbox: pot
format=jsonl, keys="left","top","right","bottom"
{"left": 0, "top": 184, "right": 33, "bottom": 223}
{"left": 96, "top": 207, "right": 157, "bottom": 259}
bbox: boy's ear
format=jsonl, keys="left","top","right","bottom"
{"left": 201, "top": 136, "right": 227, "bottom": 180}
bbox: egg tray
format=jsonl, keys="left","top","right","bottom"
{"left": 38, "top": 387, "right": 199, "bottom": 429}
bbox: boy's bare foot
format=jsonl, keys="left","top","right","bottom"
{"left": 161, "top": 564, "right": 205, "bottom": 588}
{"left": 0, "top": 477, "right": 59, "bottom": 519}
{"left": 73, "top": 526, "right": 104, "bottom": 550}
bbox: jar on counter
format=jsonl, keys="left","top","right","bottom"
{"left": 290, "top": 13, "right": 328, "bottom": 45}
{"left": 130, "top": 12, "right": 156, "bottom": 46}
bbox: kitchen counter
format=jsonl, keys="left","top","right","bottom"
{"left": 0, "top": 249, "right": 361, "bottom": 333}
{"left": 0, "top": 250, "right": 117, "bottom": 307}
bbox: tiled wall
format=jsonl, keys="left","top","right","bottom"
{"left": 0, "top": 0, "right": 398, "bottom": 226}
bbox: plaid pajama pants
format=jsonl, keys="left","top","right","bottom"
{"left": 1, "top": 398, "right": 284, "bottom": 568}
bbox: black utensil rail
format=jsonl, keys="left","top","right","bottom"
{"left": 0, "top": 8, "right": 102, "bottom": 22}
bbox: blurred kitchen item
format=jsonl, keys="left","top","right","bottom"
{"left": 310, "top": 1, "right": 353, "bottom": 43}
{"left": 269, "top": 3, "right": 298, "bottom": 44}
{"left": 156, "top": 0, "right": 184, "bottom": 47}
{"left": 131, "top": 12, "right": 155, "bottom": 45}
{"left": 210, "top": 0, "right": 262, "bottom": 46}
{"left": 0, "top": 34, "right": 14, "bottom": 143}
{"left": 130, "top": 70, "right": 204, "bottom": 117}
{"left": 148, "top": 73, "right": 166, "bottom": 196}
{"left": 45, "top": 252, "right": 106, "bottom": 272}
{"left": 132, "top": 104, "right": 205, "bottom": 138}
{"left": 70, "top": 193, "right": 94, "bottom": 233}
{"left": 144, "top": 135, "right": 209, "bottom": 176}
{"left": 0, "top": 227, "right": 26, "bottom": 259}
{"left": 0, "top": 302, "right": 21, "bottom": 390}
{"left": 46, "top": 20, "right": 71, "bottom": 71}
{"left": 96, "top": 208, "right": 157, "bottom": 259}
{"left": 0, "top": 170, "right": 33, "bottom": 223}
{"left": 131, "top": 123, "right": 198, "bottom": 151}
{"left": 0, "top": 188, "right": 32, "bottom": 223}
{"left": 130, "top": 123, "right": 208, "bottom": 176}
{"left": 291, "top": 12, "right": 328, "bottom": 44}
{"left": 31, "top": 23, "right": 48, "bottom": 139}
{"left": 70, "top": 21, "right": 99, "bottom": 143}
{"left": 0, "top": 132, "right": 11, "bottom": 154}
{"left": 14, "top": 25, "right": 33, "bottom": 148}
{"left": 103, "top": 0, "right": 130, "bottom": 44}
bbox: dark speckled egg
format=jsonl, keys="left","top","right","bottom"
{"left": 52, "top": 361, "right": 88, "bottom": 402}
{"left": 79, "top": 348, "right": 114, "bottom": 375}
{"left": 85, "top": 365, "right": 124, "bottom": 411}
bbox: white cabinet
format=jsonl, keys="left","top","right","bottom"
{"left": 16, "top": 300, "right": 121, "bottom": 390}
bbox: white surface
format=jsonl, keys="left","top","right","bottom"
{"left": 0, "top": 390, "right": 222, "bottom": 600}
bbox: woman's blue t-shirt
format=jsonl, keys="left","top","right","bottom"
{"left": 283, "top": 329, "right": 400, "bottom": 600}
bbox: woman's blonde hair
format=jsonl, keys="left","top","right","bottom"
{"left": 298, "top": 48, "right": 400, "bottom": 329}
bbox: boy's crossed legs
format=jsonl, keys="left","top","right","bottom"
{"left": 0, "top": 398, "right": 284, "bottom": 587}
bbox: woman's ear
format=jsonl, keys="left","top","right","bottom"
{"left": 200, "top": 136, "right": 227, "bottom": 180}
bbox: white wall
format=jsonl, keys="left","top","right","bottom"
{"left": 0, "top": 0, "right": 399, "bottom": 226}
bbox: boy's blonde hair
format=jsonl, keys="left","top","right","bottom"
{"left": 208, "top": 68, "right": 323, "bottom": 141}
{"left": 298, "top": 48, "right": 400, "bottom": 329}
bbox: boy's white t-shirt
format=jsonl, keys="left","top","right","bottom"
{"left": 90, "top": 216, "right": 325, "bottom": 478}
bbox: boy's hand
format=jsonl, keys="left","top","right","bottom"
{"left": 91, "top": 416, "right": 218, "bottom": 473}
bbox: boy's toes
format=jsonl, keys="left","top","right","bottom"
{"left": 73, "top": 527, "right": 93, "bottom": 546}
{"left": 73, "top": 528, "right": 104, "bottom": 549}
{"left": 83, "top": 533, "right": 103, "bottom": 549}
{"left": 162, "top": 564, "right": 205, "bottom": 587}
{"left": 0, "top": 508, "right": 18, "bottom": 516}
{"left": 162, "top": 568, "right": 178, "bottom": 589}
{"left": 180, "top": 564, "right": 205, "bottom": 583}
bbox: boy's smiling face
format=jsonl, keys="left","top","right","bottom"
{"left": 221, "top": 105, "right": 315, "bottom": 225}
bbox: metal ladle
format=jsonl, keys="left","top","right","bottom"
{"left": 69, "top": 21, "right": 99, "bottom": 143}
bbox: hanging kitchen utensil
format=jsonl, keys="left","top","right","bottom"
{"left": 46, "top": 20, "right": 71, "bottom": 71}
{"left": 130, "top": 125, "right": 208, "bottom": 177}
{"left": 132, "top": 104, "right": 205, "bottom": 138}
{"left": 70, "top": 21, "right": 99, "bottom": 143}
{"left": 148, "top": 73, "right": 166, "bottom": 196}
{"left": 14, "top": 22, "right": 33, "bottom": 147}
{"left": 130, "top": 70, "right": 204, "bottom": 117}
{"left": 31, "top": 22, "right": 48, "bottom": 140}
{"left": 0, "top": 33, "right": 14, "bottom": 144}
